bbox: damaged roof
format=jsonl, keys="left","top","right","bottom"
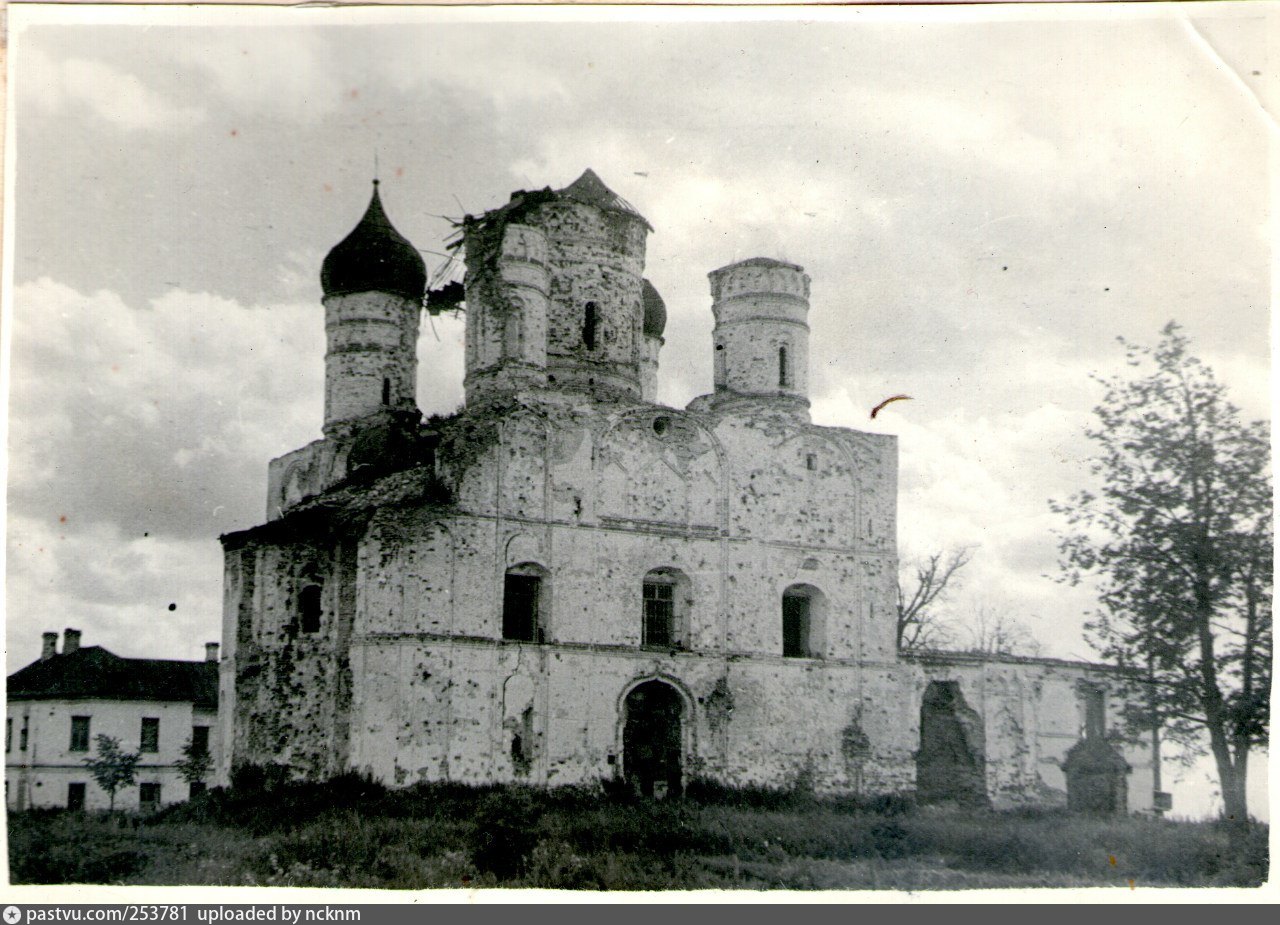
{"left": 455, "top": 168, "right": 652, "bottom": 243}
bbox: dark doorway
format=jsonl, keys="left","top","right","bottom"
{"left": 916, "top": 681, "right": 987, "bottom": 805}
{"left": 67, "top": 782, "right": 86, "bottom": 811}
{"left": 623, "top": 681, "right": 683, "bottom": 798}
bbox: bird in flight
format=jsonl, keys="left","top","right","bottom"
{"left": 871, "top": 394, "right": 913, "bottom": 419}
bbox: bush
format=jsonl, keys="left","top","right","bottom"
{"left": 10, "top": 812, "right": 150, "bottom": 884}
{"left": 471, "top": 788, "right": 545, "bottom": 879}
{"left": 11, "top": 776, "right": 1267, "bottom": 889}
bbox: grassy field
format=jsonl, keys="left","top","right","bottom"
{"left": 8, "top": 777, "right": 1269, "bottom": 890}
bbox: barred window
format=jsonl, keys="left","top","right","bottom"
{"left": 642, "top": 580, "right": 675, "bottom": 648}
{"left": 70, "top": 716, "right": 91, "bottom": 752}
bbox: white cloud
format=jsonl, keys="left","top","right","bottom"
{"left": 23, "top": 46, "right": 205, "bottom": 130}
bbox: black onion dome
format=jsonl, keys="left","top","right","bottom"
{"left": 321, "top": 181, "right": 427, "bottom": 301}
{"left": 641, "top": 279, "right": 667, "bottom": 337}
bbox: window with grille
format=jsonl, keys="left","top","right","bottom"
{"left": 140, "top": 717, "right": 159, "bottom": 753}
{"left": 643, "top": 580, "right": 675, "bottom": 647}
{"left": 70, "top": 716, "right": 91, "bottom": 752}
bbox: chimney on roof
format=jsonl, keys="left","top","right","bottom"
{"left": 41, "top": 632, "right": 58, "bottom": 661}
{"left": 205, "top": 642, "right": 220, "bottom": 663}
{"left": 63, "top": 628, "right": 81, "bottom": 655}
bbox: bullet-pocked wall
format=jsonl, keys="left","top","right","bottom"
{"left": 219, "top": 170, "right": 1155, "bottom": 814}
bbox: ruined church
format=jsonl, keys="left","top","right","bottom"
{"left": 217, "top": 170, "right": 1155, "bottom": 811}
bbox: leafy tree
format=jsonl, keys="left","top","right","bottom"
{"left": 897, "top": 546, "right": 974, "bottom": 651}
{"left": 1052, "top": 323, "right": 1271, "bottom": 821}
{"left": 82, "top": 734, "right": 140, "bottom": 812}
{"left": 176, "top": 736, "right": 213, "bottom": 795}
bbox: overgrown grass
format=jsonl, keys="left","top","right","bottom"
{"left": 8, "top": 776, "right": 1268, "bottom": 890}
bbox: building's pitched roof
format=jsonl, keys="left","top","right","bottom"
{"left": 7, "top": 646, "right": 218, "bottom": 710}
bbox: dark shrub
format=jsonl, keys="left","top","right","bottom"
{"left": 685, "top": 778, "right": 812, "bottom": 810}
{"left": 13, "top": 837, "right": 148, "bottom": 885}
{"left": 471, "top": 788, "right": 544, "bottom": 879}
{"left": 230, "top": 762, "right": 293, "bottom": 793}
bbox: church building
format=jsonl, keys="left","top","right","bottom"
{"left": 217, "top": 170, "right": 1154, "bottom": 811}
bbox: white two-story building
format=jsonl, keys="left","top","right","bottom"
{"left": 7, "top": 629, "right": 220, "bottom": 811}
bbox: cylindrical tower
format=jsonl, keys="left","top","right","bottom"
{"left": 459, "top": 170, "right": 652, "bottom": 402}
{"left": 538, "top": 170, "right": 650, "bottom": 396}
{"left": 319, "top": 181, "right": 425, "bottom": 435}
{"left": 707, "top": 258, "right": 811, "bottom": 417}
{"left": 462, "top": 222, "right": 549, "bottom": 403}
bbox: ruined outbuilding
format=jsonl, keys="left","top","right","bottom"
{"left": 217, "top": 170, "right": 1155, "bottom": 811}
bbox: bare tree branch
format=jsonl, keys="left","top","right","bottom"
{"left": 897, "top": 546, "right": 975, "bottom": 651}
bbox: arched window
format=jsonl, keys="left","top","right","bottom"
{"left": 583, "top": 302, "right": 598, "bottom": 351}
{"left": 642, "top": 568, "right": 690, "bottom": 649}
{"left": 503, "top": 563, "right": 548, "bottom": 643}
{"left": 782, "top": 584, "right": 826, "bottom": 658}
{"left": 299, "top": 584, "right": 323, "bottom": 634}
{"left": 778, "top": 345, "right": 791, "bottom": 388}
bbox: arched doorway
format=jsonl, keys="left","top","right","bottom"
{"left": 916, "top": 681, "right": 988, "bottom": 805}
{"left": 623, "top": 680, "right": 684, "bottom": 798}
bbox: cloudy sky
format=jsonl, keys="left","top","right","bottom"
{"left": 4, "top": 4, "right": 1272, "bottom": 815}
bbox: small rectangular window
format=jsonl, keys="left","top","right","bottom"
{"left": 642, "top": 581, "right": 675, "bottom": 647}
{"left": 139, "top": 782, "right": 161, "bottom": 811}
{"left": 299, "top": 584, "right": 323, "bottom": 634}
{"left": 20, "top": 716, "right": 29, "bottom": 752}
{"left": 783, "top": 595, "right": 810, "bottom": 658}
{"left": 67, "top": 782, "right": 86, "bottom": 811}
{"left": 70, "top": 716, "right": 91, "bottom": 752}
{"left": 805, "top": 453, "right": 817, "bottom": 471}
{"left": 503, "top": 574, "right": 541, "bottom": 642}
{"left": 191, "top": 725, "right": 210, "bottom": 756}
{"left": 140, "top": 717, "right": 159, "bottom": 753}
